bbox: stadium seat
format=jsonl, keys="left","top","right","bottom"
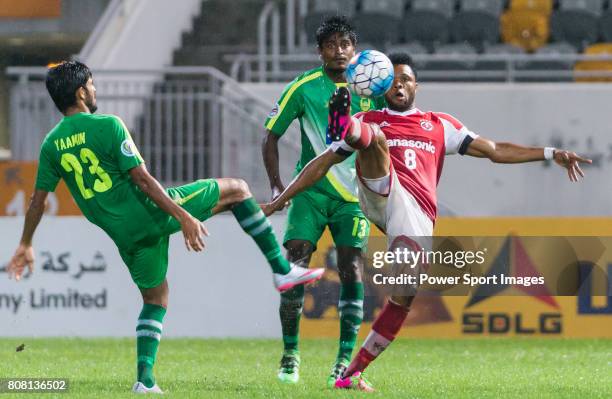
{"left": 424, "top": 43, "right": 478, "bottom": 81}
{"left": 551, "top": 0, "right": 604, "bottom": 50}
{"left": 411, "top": 0, "right": 455, "bottom": 19}
{"left": 509, "top": 0, "right": 554, "bottom": 14}
{"left": 574, "top": 43, "right": 612, "bottom": 82}
{"left": 361, "top": 0, "right": 405, "bottom": 15}
{"left": 303, "top": 0, "right": 357, "bottom": 44}
{"left": 357, "top": 42, "right": 384, "bottom": 51}
{"left": 516, "top": 42, "right": 577, "bottom": 81}
{"left": 351, "top": 0, "right": 403, "bottom": 48}
{"left": 312, "top": 0, "right": 356, "bottom": 16}
{"left": 600, "top": 10, "right": 612, "bottom": 42}
{"left": 451, "top": 11, "right": 500, "bottom": 51}
{"left": 475, "top": 43, "right": 526, "bottom": 81}
{"left": 551, "top": 10, "right": 600, "bottom": 51}
{"left": 500, "top": 10, "right": 550, "bottom": 52}
{"left": 558, "top": 0, "right": 604, "bottom": 15}
{"left": 386, "top": 42, "right": 429, "bottom": 69}
{"left": 386, "top": 42, "right": 429, "bottom": 55}
{"left": 460, "top": 0, "right": 505, "bottom": 16}
{"left": 401, "top": 1, "right": 452, "bottom": 52}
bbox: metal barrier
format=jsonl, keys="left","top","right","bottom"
{"left": 6, "top": 66, "right": 300, "bottom": 200}
{"left": 230, "top": 52, "right": 612, "bottom": 82}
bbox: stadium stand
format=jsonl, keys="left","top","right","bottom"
{"left": 386, "top": 41, "right": 429, "bottom": 69}
{"left": 500, "top": 9, "right": 550, "bottom": 52}
{"left": 166, "top": 0, "right": 612, "bottom": 83}
{"left": 461, "top": 0, "right": 505, "bottom": 15}
{"left": 303, "top": 0, "right": 357, "bottom": 43}
{"left": 509, "top": 0, "right": 554, "bottom": 14}
{"left": 574, "top": 42, "right": 612, "bottom": 82}
{"left": 450, "top": 0, "right": 502, "bottom": 51}
{"left": 352, "top": 0, "right": 403, "bottom": 48}
{"left": 599, "top": 8, "right": 612, "bottom": 41}
{"left": 174, "top": 0, "right": 267, "bottom": 71}
{"left": 550, "top": 0, "right": 604, "bottom": 50}
{"left": 426, "top": 42, "right": 479, "bottom": 81}
{"left": 401, "top": 0, "right": 454, "bottom": 52}
{"left": 516, "top": 41, "right": 578, "bottom": 81}
{"left": 475, "top": 43, "right": 527, "bottom": 81}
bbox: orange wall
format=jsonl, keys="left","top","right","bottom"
{"left": 0, "top": 0, "right": 61, "bottom": 18}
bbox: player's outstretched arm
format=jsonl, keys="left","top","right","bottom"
{"left": 465, "top": 136, "right": 592, "bottom": 182}
{"left": 262, "top": 148, "right": 345, "bottom": 216}
{"left": 8, "top": 189, "right": 48, "bottom": 281}
{"left": 129, "top": 165, "right": 208, "bottom": 252}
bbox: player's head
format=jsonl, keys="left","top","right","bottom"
{"left": 315, "top": 15, "right": 357, "bottom": 72}
{"left": 385, "top": 52, "right": 418, "bottom": 112}
{"left": 46, "top": 61, "right": 97, "bottom": 115}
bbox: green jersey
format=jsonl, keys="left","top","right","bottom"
{"left": 265, "top": 66, "right": 385, "bottom": 202}
{"left": 35, "top": 112, "right": 166, "bottom": 250}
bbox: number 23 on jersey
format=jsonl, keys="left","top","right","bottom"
{"left": 60, "top": 148, "right": 112, "bottom": 199}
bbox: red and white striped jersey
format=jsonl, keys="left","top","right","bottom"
{"left": 331, "top": 108, "right": 478, "bottom": 221}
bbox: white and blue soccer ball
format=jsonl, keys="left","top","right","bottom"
{"left": 346, "top": 50, "right": 394, "bottom": 98}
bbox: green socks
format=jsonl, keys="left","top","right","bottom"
{"left": 136, "top": 303, "right": 166, "bottom": 388}
{"left": 279, "top": 285, "right": 305, "bottom": 351}
{"left": 232, "top": 197, "right": 291, "bottom": 275}
{"left": 337, "top": 282, "right": 364, "bottom": 363}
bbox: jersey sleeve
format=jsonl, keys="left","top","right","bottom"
{"left": 110, "top": 116, "right": 144, "bottom": 172}
{"left": 436, "top": 112, "right": 479, "bottom": 155}
{"left": 264, "top": 79, "right": 304, "bottom": 136}
{"left": 35, "top": 142, "right": 61, "bottom": 192}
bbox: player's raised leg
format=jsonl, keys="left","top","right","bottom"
{"left": 328, "top": 87, "right": 390, "bottom": 180}
{"left": 211, "top": 178, "right": 324, "bottom": 291}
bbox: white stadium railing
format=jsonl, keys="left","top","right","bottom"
{"left": 6, "top": 67, "right": 300, "bottom": 200}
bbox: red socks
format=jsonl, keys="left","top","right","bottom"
{"left": 343, "top": 300, "right": 409, "bottom": 377}
{"left": 346, "top": 118, "right": 375, "bottom": 150}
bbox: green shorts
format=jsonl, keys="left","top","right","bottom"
{"left": 119, "top": 179, "right": 220, "bottom": 289}
{"left": 284, "top": 188, "right": 369, "bottom": 251}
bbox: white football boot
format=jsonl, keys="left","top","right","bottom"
{"left": 273, "top": 264, "right": 324, "bottom": 292}
{"left": 132, "top": 382, "right": 163, "bottom": 394}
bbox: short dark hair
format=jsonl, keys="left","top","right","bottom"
{"left": 388, "top": 52, "right": 418, "bottom": 79}
{"left": 315, "top": 15, "right": 357, "bottom": 48}
{"left": 45, "top": 61, "right": 92, "bottom": 113}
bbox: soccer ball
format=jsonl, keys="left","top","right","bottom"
{"left": 346, "top": 50, "right": 394, "bottom": 98}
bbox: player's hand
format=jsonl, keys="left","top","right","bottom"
{"left": 180, "top": 214, "right": 209, "bottom": 252}
{"left": 261, "top": 202, "right": 281, "bottom": 217}
{"left": 553, "top": 150, "right": 592, "bottom": 182}
{"left": 271, "top": 185, "right": 290, "bottom": 210}
{"left": 7, "top": 244, "right": 35, "bottom": 281}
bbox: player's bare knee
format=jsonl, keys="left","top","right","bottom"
{"left": 218, "top": 178, "right": 251, "bottom": 204}
{"left": 372, "top": 127, "right": 388, "bottom": 149}
{"left": 141, "top": 291, "right": 167, "bottom": 308}
{"left": 233, "top": 178, "right": 251, "bottom": 200}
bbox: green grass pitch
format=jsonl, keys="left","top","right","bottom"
{"left": 1, "top": 338, "right": 610, "bottom": 398}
